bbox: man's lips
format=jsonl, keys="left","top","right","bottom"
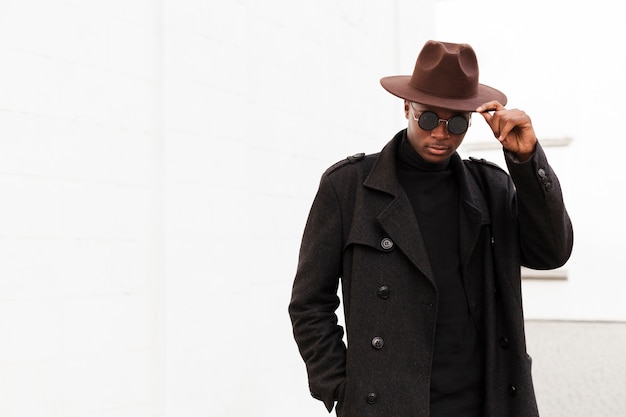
{"left": 428, "top": 144, "right": 449, "bottom": 154}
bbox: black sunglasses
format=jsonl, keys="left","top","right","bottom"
{"left": 412, "top": 108, "right": 470, "bottom": 135}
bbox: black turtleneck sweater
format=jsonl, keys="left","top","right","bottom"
{"left": 396, "top": 135, "right": 484, "bottom": 417}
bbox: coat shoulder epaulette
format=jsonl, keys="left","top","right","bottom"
{"left": 325, "top": 152, "right": 367, "bottom": 175}
{"left": 466, "top": 156, "right": 507, "bottom": 175}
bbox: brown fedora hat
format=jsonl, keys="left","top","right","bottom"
{"left": 380, "top": 40, "right": 507, "bottom": 112}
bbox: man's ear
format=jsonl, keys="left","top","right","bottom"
{"left": 404, "top": 100, "right": 410, "bottom": 119}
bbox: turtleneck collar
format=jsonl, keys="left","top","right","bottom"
{"left": 396, "top": 130, "right": 451, "bottom": 172}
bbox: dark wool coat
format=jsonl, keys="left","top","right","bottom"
{"left": 289, "top": 130, "right": 573, "bottom": 417}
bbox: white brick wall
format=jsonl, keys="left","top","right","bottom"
{"left": 0, "top": 0, "right": 163, "bottom": 416}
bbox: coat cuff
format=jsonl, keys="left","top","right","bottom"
{"left": 310, "top": 390, "right": 335, "bottom": 413}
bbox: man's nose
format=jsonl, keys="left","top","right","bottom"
{"left": 432, "top": 120, "right": 450, "bottom": 138}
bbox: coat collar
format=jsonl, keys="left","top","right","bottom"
{"left": 362, "top": 130, "right": 490, "bottom": 283}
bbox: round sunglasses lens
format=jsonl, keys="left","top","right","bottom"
{"left": 448, "top": 116, "right": 469, "bottom": 135}
{"left": 417, "top": 111, "right": 439, "bottom": 130}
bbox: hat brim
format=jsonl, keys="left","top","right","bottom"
{"left": 380, "top": 75, "right": 507, "bottom": 112}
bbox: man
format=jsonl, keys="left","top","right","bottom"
{"left": 288, "top": 40, "right": 573, "bottom": 417}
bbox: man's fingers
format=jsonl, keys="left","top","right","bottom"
{"left": 475, "top": 103, "right": 537, "bottom": 155}
{"left": 476, "top": 101, "right": 506, "bottom": 137}
{"left": 475, "top": 100, "right": 505, "bottom": 113}
{"left": 478, "top": 109, "right": 493, "bottom": 125}
{"left": 499, "top": 116, "right": 522, "bottom": 140}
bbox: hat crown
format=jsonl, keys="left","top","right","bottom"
{"left": 410, "top": 41, "right": 479, "bottom": 99}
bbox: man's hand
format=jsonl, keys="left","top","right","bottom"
{"left": 476, "top": 100, "right": 537, "bottom": 162}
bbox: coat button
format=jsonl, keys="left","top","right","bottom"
{"left": 371, "top": 336, "right": 384, "bottom": 349}
{"left": 377, "top": 285, "right": 390, "bottom": 299}
{"left": 499, "top": 336, "right": 510, "bottom": 349}
{"left": 348, "top": 152, "right": 365, "bottom": 163}
{"left": 366, "top": 392, "right": 378, "bottom": 404}
{"left": 380, "top": 237, "right": 394, "bottom": 251}
{"left": 538, "top": 168, "right": 546, "bottom": 178}
{"left": 508, "top": 385, "right": 517, "bottom": 397}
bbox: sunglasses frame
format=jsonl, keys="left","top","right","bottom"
{"left": 410, "top": 104, "right": 471, "bottom": 135}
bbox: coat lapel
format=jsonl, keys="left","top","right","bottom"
{"left": 452, "top": 157, "right": 491, "bottom": 271}
{"left": 362, "top": 132, "right": 435, "bottom": 284}
{"left": 359, "top": 132, "right": 491, "bottom": 287}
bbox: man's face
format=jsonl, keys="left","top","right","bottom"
{"left": 404, "top": 101, "right": 470, "bottom": 164}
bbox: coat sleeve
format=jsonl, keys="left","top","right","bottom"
{"left": 505, "top": 142, "right": 574, "bottom": 269}
{"left": 288, "top": 172, "right": 346, "bottom": 413}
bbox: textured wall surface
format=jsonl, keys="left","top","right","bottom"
{"left": 0, "top": 1, "right": 163, "bottom": 416}
{"left": 526, "top": 320, "right": 626, "bottom": 417}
